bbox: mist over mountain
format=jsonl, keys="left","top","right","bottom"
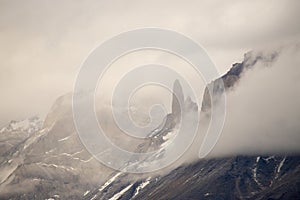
{"left": 0, "top": 45, "right": 300, "bottom": 199}
{"left": 209, "top": 44, "right": 300, "bottom": 156}
{"left": 1, "top": 0, "right": 300, "bottom": 199}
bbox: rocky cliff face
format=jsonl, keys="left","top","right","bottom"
{"left": 171, "top": 79, "right": 184, "bottom": 118}
{"left": 201, "top": 50, "right": 278, "bottom": 112}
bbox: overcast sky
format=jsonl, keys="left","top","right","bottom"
{"left": 0, "top": 0, "right": 300, "bottom": 126}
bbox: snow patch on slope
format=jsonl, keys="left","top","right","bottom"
{"left": 133, "top": 177, "right": 151, "bottom": 197}
{"left": 108, "top": 184, "right": 133, "bottom": 200}
{"left": 98, "top": 172, "right": 122, "bottom": 192}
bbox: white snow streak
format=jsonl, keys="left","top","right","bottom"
{"left": 256, "top": 156, "right": 260, "bottom": 163}
{"left": 98, "top": 172, "right": 122, "bottom": 192}
{"left": 108, "top": 184, "right": 133, "bottom": 200}
{"left": 277, "top": 157, "right": 286, "bottom": 173}
{"left": 90, "top": 194, "right": 97, "bottom": 200}
{"left": 83, "top": 190, "right": 90, "bottom": 196}
{"left": 133, "top": 177, "right": 151, "bottom": 197}
{"left": 58, "top": 136, "right": 71, "bottom": 142}
{"left": 37, "top": 162, "right": 75, "bottom": 171}
{"left": 253, "top": 156, "right": 262, "bottom": 187}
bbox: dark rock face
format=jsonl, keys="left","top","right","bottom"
{"left": 201, "top": 50, "right": 278, "bottom": 112}
{"left": 83, "top": 156, "right": 300, "bottom": 200}
{"left": 137, "top": 155, "right": 299, "bottom": 200}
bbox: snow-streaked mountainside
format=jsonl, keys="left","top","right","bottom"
{"left": 0, "top": 50, "right": 300, "bottom": 200}
{"left": 0, "top": 117, "right": 43, "bottom": 157}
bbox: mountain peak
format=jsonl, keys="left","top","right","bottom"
{"left": 171, "top": 79, "right": 184, "bottom": 117}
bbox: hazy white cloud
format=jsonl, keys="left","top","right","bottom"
{"left": 0, "top": 0, "right": 299, "bottom": 126}
{"left": 210, "top": 44, "right": 300, "bottom": 156}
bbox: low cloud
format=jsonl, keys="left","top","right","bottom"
{"left": 209, "top": 43, "right": 300, "bottom": 156}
